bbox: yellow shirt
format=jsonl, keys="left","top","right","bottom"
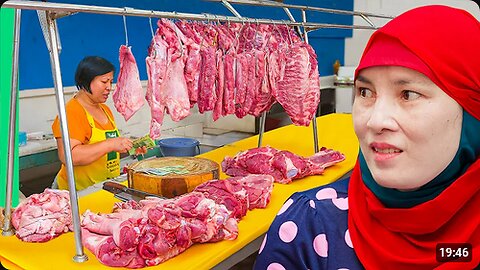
{"left": 52, "top": 97, "right": 120, "bottom": 190}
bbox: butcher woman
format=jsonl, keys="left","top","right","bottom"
{"left": 254, "top": 5, "right": 479, "bottom": 269}
{"left": 51, "top": 56, "right": 145, "bottom": 191}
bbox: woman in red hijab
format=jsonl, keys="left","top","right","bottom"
{"left": 254, "top": 5, "right": 479, "bottom": 269}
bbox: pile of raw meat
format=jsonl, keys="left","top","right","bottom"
{"left": 11, "top": 189, "right": 73, "bottom": 242}
{"left": 81, "top": 174, "right": 274, "bottom": 268}
{"left": 113, "top": 18, "right": 320, "bottom": 139}
{"left": 222, "top": 146, "right": 345, "bottom": 184}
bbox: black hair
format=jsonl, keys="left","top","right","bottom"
{"left": 74, "top": 56, "right": 115, "bottom": 93}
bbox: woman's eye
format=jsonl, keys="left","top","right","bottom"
{"left": 401, "top": 90, "right": 421, "bottom": 101}
{"left": 358, "top": 87, "right": 373, "bottom": 98}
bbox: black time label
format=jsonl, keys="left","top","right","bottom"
{"left": 436, "top": 243, "right": 472, "bottom": 262}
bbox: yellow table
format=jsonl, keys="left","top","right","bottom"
{"left": 0, "top": 113, "right": 359, "bottom": 270}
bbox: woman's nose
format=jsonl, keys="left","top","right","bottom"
{"left": 366, "top": 99, "right": 398, "bottom": 133}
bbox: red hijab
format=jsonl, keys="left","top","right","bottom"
{"left": 348, "top": 5, "right": 480, "bottom": 269}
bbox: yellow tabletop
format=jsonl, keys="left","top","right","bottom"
{"left": 0, "top": 113, "right": 359, "bottom": 270}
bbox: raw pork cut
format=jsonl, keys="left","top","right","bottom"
{"left": 222, "top": 146, "right": 345, "bottom": 184}
{"left": 81, "top": 175, "right": 275, "bottom": 268}
{"left": 81, "top": 192, "right": 238, "bottom": 268}
{"left": 175, "top": 20, "right": 202, "bottom": 106}
{"left": 194, "top": 23, "right": 218, "bottom": 113}
{"left": 113, "top": 45, "right": 145, "bottom": 121}
{"left": 145, "top": 33, "right": 168, "bottom": 139}
{"left": 155, "top": 19, "right": 190, "bottom": 122}
{"left": 82, "top": 229, "right": 145, "bottom": 268}
{"left": 142, "top": 20, "right": 321, "bottom": 125}
{"left": 274, "top": 43, "right": 320, "bottom": 126}
{"left": 193, "top": 178, "right": 248, "bottom": 219}
{"left": 144, "top": 19, "right": 192, "bottom": 138}
{"left": 11, "top": 189, "right": 72, "bottom": 242}
{"left": 228, "top": 174, "right": 274, "bottom": 209}
{"left": 212, "top": 50, "right": 225, "bottom": 121}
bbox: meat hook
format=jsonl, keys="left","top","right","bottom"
{"left": 148, "top": 11, "right": 155, "bottom": 39}
{"left": 122, "top": 7, "right": 129, "bottom": 46}
{"left": 283, "top": 20, "right": 293, "bottom": 45}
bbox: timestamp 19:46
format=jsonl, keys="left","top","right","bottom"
{"left": 436, "top": 243, "right": 472, "bottom": 263}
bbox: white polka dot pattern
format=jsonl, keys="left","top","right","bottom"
{"left": 332, "top": 197, "right": 348, "bottom": 210}
{"left": 309, "top": 199, "right": 316, "bottom": 208}
{"left": 315, "top": 187, "right": 337, "bottom": 200}
{"left": 259, "top": 234, "right": 267, "bottom": 254}
{"left": 256, "top": 182, "right": 358, "bottom": 269}
{"left": 277, "top": 198, "right": 294, "bottom": 216}
{"left": 313, "top": 233, "right": 328, "bottom": 257}
{"left": 267, "top": 262, "right": 286, "bottom": 270}
{"left": 345, "top": 229, "right": 353, "bottom": 248}
{"left": 278, "top": 221, "right": 298, "bottom": 243}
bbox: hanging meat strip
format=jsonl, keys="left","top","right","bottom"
{"left": 145, "top": 32, "right": 168, "bottom": 139}
{"left": 175, "top": 20, "right": 202, "bottom": 107}
{"left": 216, "top": 24, "right": 237, "bottom": 116}
{"left": 212, "top": 49, "right": 225, "bottom": 121}
{"left": 156, "top": 19, "right": 190, "bottom": 122}
{"left": 194, "top": 22, "right": 218, "bottom": 113}
{"left": 113, "top": 45, "right": 145, "bottom": 122}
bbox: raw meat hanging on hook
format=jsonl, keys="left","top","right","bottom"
{"left": 113, "top": 45, "right": 145, "bottom": 122}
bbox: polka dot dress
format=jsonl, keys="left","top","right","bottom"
{"left": 254, "top": 178, "right": 364, "bottom": 270}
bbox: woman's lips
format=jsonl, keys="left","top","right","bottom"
{"left": 370, "top": 142, "right": 403, "bottom": 161}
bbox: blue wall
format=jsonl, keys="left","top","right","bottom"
{"left": 18, "top": 0, "right": 352, "bottom": 90}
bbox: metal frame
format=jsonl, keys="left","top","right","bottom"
{"left": 2, "top": 8, "right": 21, "bottom": 238}
{"left": 2, "top": 0, "right": 390, "bottom": 264}
{"left": 213, "top": 0, "right": 391, "bottom": 150}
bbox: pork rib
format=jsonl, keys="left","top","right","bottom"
{"left": 274, "top": 44, "right": 320, "bottom": 126}
{"left": 222, "top": 146, "right": 345, "bottom": 184}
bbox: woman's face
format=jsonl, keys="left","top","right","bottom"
{"left": 352, "top": 66, "right": 462, "bottom": 191}
{"left": 87, "top": 71, "right": 114, "bottom": 104}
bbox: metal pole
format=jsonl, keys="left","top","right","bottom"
{"left": 206, "top": 0, "right": 394, "bottom": 19}
{"left": 221, "top": 0, "right": 242, "bottom": 18}
{"left": 280, "top": 6, "right": 320, "bottom": 153}
{"left": 2, "top": 8, "right": 21, "bottom": 237}
{"left": 2, "top": 1, "right": 377, "bottom": 30}
{"left": 359, "top": 13, "right": 376, "bottom": 28}
{"left": 45, "top": 11, "right": 87, "bottom": 263}
{"left": 302, "top": 10, "right": 320, "bottom": 153}
{"left": 258, "top": 112, "right": 267, "bottom": 147}
{"left": 282, "top": 7, "right": 302, "bottom": 38}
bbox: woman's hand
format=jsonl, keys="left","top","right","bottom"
{"left": 109, "top": 137, "right": 133, "bottom": 153}
{"left": 135, "top": 146, "right": 148, "bottom": 155}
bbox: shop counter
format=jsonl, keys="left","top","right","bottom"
{"left": 0, "top": 113, "right": 359, "bottom": 270}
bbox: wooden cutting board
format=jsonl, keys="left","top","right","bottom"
{"left": 127, "top": 157, "right": 219, "bottom": 198}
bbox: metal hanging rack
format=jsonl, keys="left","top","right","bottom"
{"left": 215, "top": 0, "right": 392, "bottom": 150}
{"left": 2, "top": 0, "right": 392, "bottom": 263}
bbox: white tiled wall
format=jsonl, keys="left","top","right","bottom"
{"left": 18, "top": 81, "right": 255, "bottom": 139}
{"left": 344, "top": 0, "right": 480, "bottom": 67}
